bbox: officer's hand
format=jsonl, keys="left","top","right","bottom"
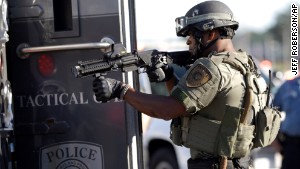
{"left": 147, "top": 65, "right": 174, "bottom": 82}
{"left": 92, "top": 77, "right": 129, "bottom": 102}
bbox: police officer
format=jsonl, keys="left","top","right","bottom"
{"left": 272, "top": 75, "right": 300, "bottom": 169}
{"left": 93, "top": 1, "right": 268, "bottom": 168}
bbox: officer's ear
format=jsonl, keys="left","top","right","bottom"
{"left": 207, "top": 29, "right": 220, "bottom": 41}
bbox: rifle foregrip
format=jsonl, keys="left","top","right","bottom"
{"left": 71, "top": 59, "right": 119, "bottom": 78}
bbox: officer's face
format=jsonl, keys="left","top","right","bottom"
{"left": 186, "top": 32, "right": 197, "bottom": 56}
{"left": 186, "top": 31, "right": 213, "bottom": 57}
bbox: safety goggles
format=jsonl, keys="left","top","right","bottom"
{"left": 175, "top": 13, "right": 235, "bottom": 37}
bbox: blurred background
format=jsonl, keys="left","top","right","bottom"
{"left": 135, "top": 1, "right": 300, "bottom": 169}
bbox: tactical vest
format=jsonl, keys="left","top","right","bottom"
{"left": 170, "top": 51, "right": 281, "bottom": 159}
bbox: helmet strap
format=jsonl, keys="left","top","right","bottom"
{"left": 195, "top": 35, "right": 219, "bottom": 58}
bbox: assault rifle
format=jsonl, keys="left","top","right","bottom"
{"left": 71, "top": 42, "right": 190, "bottom": 78}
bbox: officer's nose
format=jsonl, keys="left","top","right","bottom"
{"left": 186, "top": 36, "right": 191, "bottom": 45}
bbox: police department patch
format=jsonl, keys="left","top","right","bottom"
{"left": 40, "top": 141, "right": 104, "bottom": 169}
{"left": 186, "top": 64, "right": 212, "bottom": 87}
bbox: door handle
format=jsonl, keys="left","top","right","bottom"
{"left": 16, "top": 37, "right": 115, "bottom": 59}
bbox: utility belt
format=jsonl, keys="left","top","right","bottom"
{"left": 187, "top": 157, "right": 245, "bottom": 169}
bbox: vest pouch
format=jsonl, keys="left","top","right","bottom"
{"left": 232, "top": 124, "right": 255, "bottom": 157}
{"left": 217, "top": 105, "right": 252, "bottom": 158}
{"left": 269, "top": 108, "right": 281, "bottom": 143}
{"left": 170, "top": 124, "right": 182, "bottom": 146}
{"left": 184, "top": 116, "right": 221, "bottom": 154}
{"left": 218, "top": 124, "right": 254, "bottom": 158}
{"left": 253, "top": 106, "right": 281, "bottom": 148}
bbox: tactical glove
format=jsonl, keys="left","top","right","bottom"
{"left": 93, "top": 77, "right": 130, "bottom": 102}
{"left": 147, "top": 65, "right": 174, "bottom": 82}
{"left": 144, "top": 49, "right": 174, "bottom": 82}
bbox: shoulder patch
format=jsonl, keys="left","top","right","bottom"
{"left": 186, "top": 64, "right": 212, "bottom": 87}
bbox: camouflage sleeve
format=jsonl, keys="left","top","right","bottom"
{"left": 170, "top": 58, "right": 222, "bottom": 114}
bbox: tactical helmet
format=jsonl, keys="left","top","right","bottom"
{"left": 175, "top": 0, "right": 239, "bottom": 37}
